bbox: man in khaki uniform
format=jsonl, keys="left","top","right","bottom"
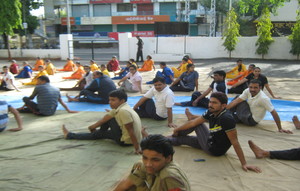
{"left": 62, "top": 90, "right": 142, "bottom": 154}
{"left": 113, "top": 134, "right": 191, "bottom": 191}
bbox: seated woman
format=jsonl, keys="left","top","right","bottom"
{"left": 170, "top": 63, "right": 198, "bottom": 92}
{"left": 60, "top": 65, "right": 94, "bottom": 91}
{"left": 9, "top": 60, "right": 19, "bottom": 74}
{"left": 118, "top": 65, "right": 142, "bottom": 93}
{"left": 32, "top": 57, "right": 44, "bottom": 71}
{"left": 23, "top": 65, "right": 48, "bottom": 85}
{"left": 183, "top": 55, "right": 193, "bottom": 64}
{"left": 45, "top": 59, "right": 56, "bottom": 75}
{"left": 15, "top": 61, "right": 32, "bottom": 78}
{"left": 107, "top": 56, "right": 120, "bottom": 72}
{"left": 171, "top": 57, "right": 189, "bottom": 78}
{"left": 227, "top": 64, "right": 255, "bottom": 86}
{"left": 138, "top": 55, "right": 155, "bottom": 72}
{"left": 226, "top": 59, "right": 247, "bottom": 79}
{"left": 57, "top": 58, "right": 76, "bottom": 71}
{"left": 129, "top": 58, "right": 138, "bottom": 68}
{"left": 100, "top": 64, "right": 110, "bottom": 77}
{"left": 63, "top": 61, "right": 85, "bottom": 80}
{"left": 89, "top": 60, "right": 99, "bottom": 72}
{"left": 112, "top": 61, "right": 131, "bottom": 80}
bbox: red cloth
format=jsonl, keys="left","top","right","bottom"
{"left": 107, "top": 60, "right": 119, "bottom": 71}
{"left": 10, "top": 63, "right": 19, "bottom": 74}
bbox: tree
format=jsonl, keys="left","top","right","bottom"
{"left": 289, "top": 3, "right": 300, "bottom": 59}
{"left": 222, "top": 8, "right": 240, "bottom": 58}
{"left": 0, "top": 0, "right": 22, "bottom": 59}
{"left": 238, "top": 0, "right": 290, "bottom": 19}
{"left": 18, "top": 0, "right": 43, "bottom": 48}
{"left": 255, "top": 7, "right": 274, "bottom": 59}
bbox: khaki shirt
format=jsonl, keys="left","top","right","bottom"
{"left": 109, "top": 103, "right": 142, "bottom": 144}
{"left": 129, "top": 161, "right": 191, "bottom": 191}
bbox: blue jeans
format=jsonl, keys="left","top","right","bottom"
{"left": 0, "top": 127, "right": 6, "bottom": 132}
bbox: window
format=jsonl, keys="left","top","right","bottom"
{"left": 180, "top": 2, "right": 197, "bottom": 10}
{"left": 72, "top": 5, "right": 89, "bottom": 17}
{"left": 117, "top": 4, "right": 133, "bottom": 12}
{"left": 93, "top": 4, "right": 111, "bottom": 16}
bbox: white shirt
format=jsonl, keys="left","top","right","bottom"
{"left": 84, "top": 71, "right": 94, "bottom": 88}
{"left": 126, "top": 71, "right": 142, "bottom": 91}
{"left": 144, "top": 86, "right": 174, "bottom": 118}
{"left": 239, "top": 88, "right": 274, "bottom": 123}
{"left": 3, "top": 72, "right": 15, "bottom": 90}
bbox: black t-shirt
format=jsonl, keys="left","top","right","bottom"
{"left": 209, "top": 81, "right": 227, "bottom": 93}
{"left": 246, "top": 73, "right": 268, "bottom": 89}
{"left": 202, "top": 109, "right": 236, "bottom": 156}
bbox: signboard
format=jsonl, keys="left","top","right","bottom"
{"left": 61, "top": 17, "right": 81, "bottom": 25}
{"left": 132, "top": 31, "right": 154, "bottom": 37}
{"left": 112, "top": 15, "right": 170, "bottom": 24}
{"left": 90, "top": 0, "right": 122, "bottom": 3}
{"left": 130, "top": 0, "right": 152, "bottom": 4}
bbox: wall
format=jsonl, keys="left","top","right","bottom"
{"left": 119, "top": 35, "right": 298, "bottom": 61}
{"left": 0, "top": 49, "right": 61, "bottom": 59}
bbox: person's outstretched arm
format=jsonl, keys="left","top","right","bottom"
{"left": 133, "top": 97, "right": 149, "bottom": 110}
{"left": 58, "top": 98, "right": 78, "bottom": 113}
{"left": 264, "top": 84, "right": 281, "bottom": 99}
{"left": 124, "top": 122, "right": 141, "bottom": 154}
{"left": 226, "top": 129, "right": 261, "bottom": 173}
{"left": 270, "top": 109, "right": 293, "bottom": 134}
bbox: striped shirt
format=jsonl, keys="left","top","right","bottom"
{"left": 0, "top": 100, "right": 10, "bottom": 129}
{"left": 29, "top": 83, "right": 60, "bottom": 116}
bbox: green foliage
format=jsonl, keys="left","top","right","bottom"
{"left": 255, "top": 7, "right": 274, "bottom": 57}
{"left": 289, "top": 7, "right": 300, "bottom": 58}
{"left": 0, "top": 0, "right": 22, "bottom": 35}
{"left": 19, "top": 0, "right": 43, "bottom": 35}
{"left": 239, "top": 0, "right": 289, "bottom": 18}
{"left": 200, "top": 0, "right": 229, "bottom": 15}
{"left": 222, "top": 8, "right": 240, "bottom": 57}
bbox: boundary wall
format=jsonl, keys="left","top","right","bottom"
{"left": 119, "top": 33, "right": 297, "bottom": 61}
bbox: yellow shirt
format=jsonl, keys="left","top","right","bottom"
{"left": 109, "top": 102, "right": 142, "bottom": 144}
{"left": 46, "top": 63, "right": 56, "bottom": 75}
{"left": 90, "top": 63, "right": 99, "bottom": 72}
{"left": 101, "top": 69, "right": 110, "bottom": 77}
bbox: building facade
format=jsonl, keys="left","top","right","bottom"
{"left": 44, "top": 0, "right": 209, "bottom": 38}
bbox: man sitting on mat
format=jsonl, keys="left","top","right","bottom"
{"left": 62, "top": 90, "right": 143, "bottom": 154}
{"left": 66, "top": 71, "right": 116, "bottom": 104}
{"left": 175, "top": 70, "right": 227, "bottom": 108}
{"left": 226, "top": 79, "right": 292, "bottom": 134}
{"left": 168, "top": 92, "right": 261, "bottom": 173}
{"left": 17, "top": 75, "right": 77, "bottom": 116}
{"left": 133, "top": 77, "right": 176, "bottom": 128}
{"left": 113, "top": 134, "right": 191, "bottom": 191}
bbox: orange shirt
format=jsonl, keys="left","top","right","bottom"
{"left": 32, "top": 59, "right": 44, "bottom": 71}
{"left": 58, "top": 60, "right": 75, "bottom": 71}
{"left": 138, "top": 59, "right": 154, "bottom": 71}
{"left": 63, "top": 66, "right": 85, "bottom": 79}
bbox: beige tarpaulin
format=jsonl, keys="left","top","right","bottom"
{"left": 1, "top": 111, "right": 299, "bottom": 191}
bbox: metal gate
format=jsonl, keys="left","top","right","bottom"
{"left": 68, "top": 39, "right": 119, "bottom": 62}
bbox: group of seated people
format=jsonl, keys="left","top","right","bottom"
{"left": 1, "top": 56, "right": 300, "bottom": 191}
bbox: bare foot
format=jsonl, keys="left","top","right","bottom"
{"left": 185, "top": 108, "right": 193, "bottom": 121}
{"left": 141, "top": 126, "right": 149, "bottom": 138}
{"left": 62, "top": 125, "right": 69, "bottom": 139}
{"left": 66, "top": 94, "right": 72, "bottom": 102}
{"left": 292, "top": 116, "right": 300, "bottom": 129}
{"left": 174, "top": 102, "right": 182, "bottom": 106}
{"left": 8, "top": 127, "right": 23, "bottom": 132}
{"left": 248, "top": 140, "right": 269, "bottom": 159}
